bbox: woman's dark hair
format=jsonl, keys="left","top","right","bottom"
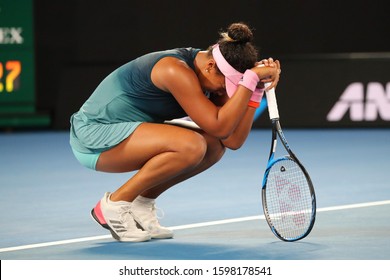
{"left": 209, "top": 22, "right": 259, "bottom": 73}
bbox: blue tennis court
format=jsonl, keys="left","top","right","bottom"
{"left": 0, "top": 128, "right": 389, "bottom": 261}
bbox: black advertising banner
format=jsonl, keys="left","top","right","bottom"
{"left": 252, "top": 54, "right": 390, "bottom": 128}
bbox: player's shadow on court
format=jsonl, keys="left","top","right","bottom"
{"left": 80, "top": 239, "right": 326, "bottom": 260}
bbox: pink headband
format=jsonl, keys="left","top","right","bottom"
{"left": 212, "top": 44, "right": 243, "bottom": 97}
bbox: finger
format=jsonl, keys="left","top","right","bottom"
{"left": 255, "top": 60, "right": 267, "bottom": 66}
{"left": 265, "top": 82, "right": 275, "bottom": 91}
{"left": 265, "top": 79, "right": 278, "bottom": 91}
{"left": 275, "top": 60, "right": 281, "bottom": 70}
{"left": 262, "top": 58, "right": 274, "bottom": 65}
{"left": 268, "top": 58, "right": 276, "bottom": 68}
{"left": 263, "top": 73, "right": 280, "bottom": 91}
{"left": 260, "top": 77, "right": 273, "bottom": 83}
{"left": 259, "top": 59, "right": 269, "bottom": 66}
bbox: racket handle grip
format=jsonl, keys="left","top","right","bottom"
{"left": 265, "top": 83, "right": 280, "bottom": 120}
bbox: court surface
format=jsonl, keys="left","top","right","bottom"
{"left": 0, "top": 128, "right": 389, "bottom": 260}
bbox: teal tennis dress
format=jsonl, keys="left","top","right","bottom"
{"left": 70, "top": 47, "right": 201, "bottom": 154}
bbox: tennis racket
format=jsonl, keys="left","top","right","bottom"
{"left": 261, "top": 83, "right": 316, "bottom": 242}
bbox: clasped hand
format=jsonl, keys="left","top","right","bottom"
{"left": 252, "top": 58, "right": 281, "bottom": 90}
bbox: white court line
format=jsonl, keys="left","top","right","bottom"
{"left": 0, "top": 200, "right": 389, "bottom": 253}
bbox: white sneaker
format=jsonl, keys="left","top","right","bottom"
{"left": 91, "top": 192, "right": 151, "bottom": 242}
{"left": 131, "top": 196, "right": 174, "bottom": 239}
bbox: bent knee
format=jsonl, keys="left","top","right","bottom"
{"left": 178, "top": 132, "right": 207, "bottom": 166}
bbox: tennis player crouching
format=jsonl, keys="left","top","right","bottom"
{"left": 69, "top": 22, "right": 281, "bottom": 242}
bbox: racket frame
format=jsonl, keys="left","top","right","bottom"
{"left": 262, "top": 86, "right": 316, "bottom": 242}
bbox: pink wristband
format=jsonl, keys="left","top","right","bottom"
{"left": 238, "top": 70, "right": 260, "bottom": 92}
{"left": 250, "top": 87, "right": 264, "bottom": 103}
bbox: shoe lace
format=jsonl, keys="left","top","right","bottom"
{"left": 152, "top": 204, "right": 165, "bottom": 220}
{"left": 118, "top": 205, "right": 135, "bottom": 225}
{"left": 138, "top": 203, "right": 164, "bottom": 227}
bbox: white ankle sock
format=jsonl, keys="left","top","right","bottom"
{"left": 133, "top": 196, "right": 155, "bottom": 205}
{"left": 107, "top": 194, "right": 132, "bottom": 206}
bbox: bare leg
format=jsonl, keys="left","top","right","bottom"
{"left": 139, "top": 131, "right": 225, "bottom": 198}
{"left": 96, "top": 123, "right": 225, "bottom": 202}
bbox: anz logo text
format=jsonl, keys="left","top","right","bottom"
{"left": 327, "top": 82, "right": 390, "bottom": 122}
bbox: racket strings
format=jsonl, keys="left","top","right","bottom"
{"left": 265, "top": 159, "right": 313, "bottom": 240}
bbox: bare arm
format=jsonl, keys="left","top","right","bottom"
{"left": 209, "top": 93, "right": 255, "bottom": 150}
{"left": 152, "top": 57, "right": 253, "bottom": 139}
{"left": 221, "top": 60, "right": 281, "bottom": 149}
{"left": 220, "top": 106, "right": 256, "bottom": 150}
